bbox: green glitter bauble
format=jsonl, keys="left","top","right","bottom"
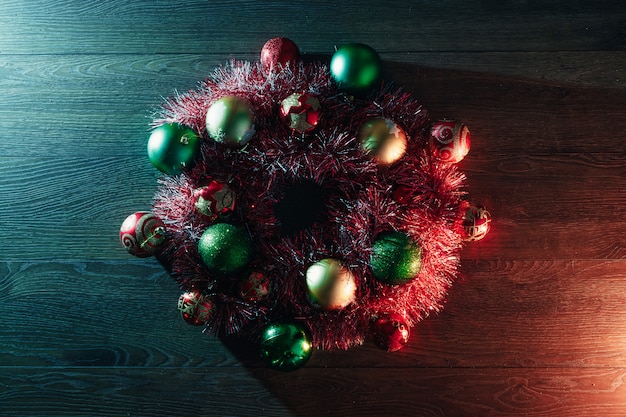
{"left": 147, "top": 123, "right": 200, "bottom": 175}
{"left": 370, "top": 231, "right": 422, "bottom": 285}
{"left": 329, "top": 43, "right": 381, "bottom": 94}
{"left": 259, "top": 323, "right": 313, "bottom": 371}
{"left": 198, "top": 223, "right": 253, "bottom": 274}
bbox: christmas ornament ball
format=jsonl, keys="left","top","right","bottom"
{"left": 330, "top": 43, "right": 382, "bottom": 93}
{"left": 280, "top": 92, "right": 321, "bottom": 133}
{"left": 430, "top": 119, "right": 471, "bottom": 163}
{"left": 206, "top": 96, "right": 255, "bottom": 147}
{"left": 177, "top": 290, "right": 216, "bottom": 326}
{"left": 193, "top": 180, "right": 236, "bottom": 220}
{"left": 358, "top": 118, "right": 408, "bottom": 165}
{"left": 147, "top": 123, "right": 200, "bottom": 175}
{"left": 305, "top": 258, "right": 357, "bottom": 311}
{"left": 198, "top": 223, "right": 253, "bottom": 274}
{"left": 461, "top": 202, "right": 491, "bottom": 242}
{"left": 119, "top": 211, "right": 166, "bottom": 258}
{"left": 370, "top": 231, "right": 422, "bottom": 285}
{"left": 372, "top": 312, "right": 411, "bottom": 352}
{"left": 259, "top": 322, "right": 313, "bottom": 371}
{"left": 239, "top": 271, "right": 271, "bottom": 302}
{"left": 260, "top": 37, "right": 299, "bottom": 69}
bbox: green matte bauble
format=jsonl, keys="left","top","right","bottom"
{"left": 147, "top": 123, "right": 200, "bottom": 175}
{"left": 259, "top": 323, "right": 313, "bottom": 371}
{"left": 358, "top": 118, "right": 407, "bottom": 165}
{"left": 205, "top": 96, "right": 255, "bottom": 147}
{"left": 330, "top": 43, "right": 381, "bottom": 94}
{"left": 198, "top": 223, "right": 253, "bottom": 274}
{"left": 305, "top": 258, "right": 357, "bottom": 311}
{"left": 370, "top": 231, "right": 422, "bottom": 285}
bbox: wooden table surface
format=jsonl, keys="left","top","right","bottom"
{"left": 1, "top": 1, "right": 626, "bottom": 416}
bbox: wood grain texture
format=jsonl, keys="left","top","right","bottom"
{"left": 1, "top": 368, "right": 626, "bottom": 417}
{"left": 2, "top": 260, "right": 625, "bottom": 370}
{"left": 0, "top": 0, "right": 624, "bottom": 54}
{"left": 2, "top": 0, "right": 626, "bottom": 416}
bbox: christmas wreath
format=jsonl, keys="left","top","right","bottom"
{"left": 119, "top": 38, "right": 491, "bottom": 370}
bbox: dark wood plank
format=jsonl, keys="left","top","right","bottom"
{"left": 0, "top": 261, "right": 241, "bottom": 367}
{"left": 2, "top": 52, "right": 624, "bottom": 91}
{"left": 2, "top": 259, "right": 626, "bottom": 369}
{"left": 386, "top": 52, "right": 626, "bottom": 89}
{"left": 0, "top": 0, "right": 624, "bottom": 54}
{"left": 1, "top": 367, "right": 625, "bottom": 417}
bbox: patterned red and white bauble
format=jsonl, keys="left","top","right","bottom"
{"left": 239, "top": 271, "right": 271, "bottom": 302}
{"left": 119, "top": 211, "right": 166, "bottom": 258}
{"left": 280, "top": 92, "right": 322, "bottom": 133}
{"left": 177, "top": 290, "right": 216, "bottom": 326}
{"left": 461, "top": 202, "right": 491, "bottom": 241}
{"left": 194, "top": 180, "right": 236, "bottom": 220}
{"left": 430, "top": 120, "right": 471, "bottom": 163}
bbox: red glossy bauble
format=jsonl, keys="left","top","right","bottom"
{"left": 119, "top": 211, "right": 166, "bottom": 258}
{"left": 260, "top": 37, "right": 299, "bottom": 70}
{"left": 372, "top": 312, "right": 410, "bottom": 352}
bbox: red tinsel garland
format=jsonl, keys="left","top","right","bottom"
{"left": 147, "top": 57, "right": 468, "bottom": 351}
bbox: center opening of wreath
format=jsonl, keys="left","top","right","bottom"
{"left": 274, "top": 179, "right": 327, "bottom": 234}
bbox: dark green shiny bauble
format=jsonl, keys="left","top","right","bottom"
{"left": 330, "top": 43, "right": 381, "bottom": 94}
{"left": 198, "top": 223, "right": 253, "bottom": 274}
{"left": 259, "top": 323, "right": 313, "bottom": 371}
{"left": 147, "top": 123, "right": 200, "bottom": 175}
{"left": 205, "top": 96, "right": 255, "bottom": 147}
{"left": 370, "top": 231, "right": 422, "bottom": 285}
